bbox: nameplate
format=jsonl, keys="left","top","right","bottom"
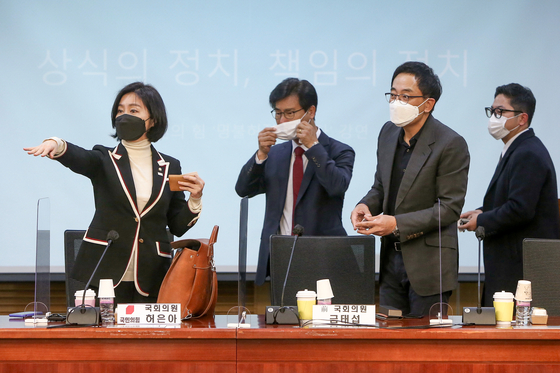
{"left": 312, "top": 304, "right": 376, "bottom": 325}
{"left": 116, "top": 303, "right": 181, "bottom": 325}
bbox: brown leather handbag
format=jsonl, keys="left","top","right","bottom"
{"left": 157, "top": 225, "right": 218, "bottom": 319}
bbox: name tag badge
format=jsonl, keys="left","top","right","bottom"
{"left": 312, "top": 304, "right": 376, "bottom": 325}
{"left": 116, "top": 303, "right": 181, "bottom": 325}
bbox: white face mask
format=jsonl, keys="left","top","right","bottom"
{"left": 487, "top": 113, "right": 521, "bottom": 140}
{"left": 389, "top": 99, "right": 429, "bottom": 127}
{"left": 274, "top": 111, "right": 308, "bottom": 140}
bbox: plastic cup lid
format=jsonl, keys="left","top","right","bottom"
{"left": 74, "top": 289, "right": 96, "bottom": 297}
{"left": 493, "top": 291, "right": 514, "bottom": 301}
{"left": 296, "top": 289, "right": 316, "bottom": 298}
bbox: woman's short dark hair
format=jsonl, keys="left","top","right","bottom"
{"left": 494, "top": 83, "right": 536, "bottom": 126}
{"left": 269, "top": 78, "right": 318, "bottom": 112}
{"left": 111, "top": 82, "right": 168, "bottom": 142}
{"left": 391, "top": 61, "right": 442, "bottom": 111}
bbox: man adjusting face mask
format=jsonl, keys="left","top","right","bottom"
{"left": 274, "top": 111, "right": 309, "bottom": 140}
{"left": 115, "top": 114, "right": 149, "bottom": 141}
{"left": 389, "top": 98, "right": 429, "bottom": 127}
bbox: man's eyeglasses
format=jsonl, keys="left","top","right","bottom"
{"left": 485, "top": 107, "right": 523, "bottom": 119}
{"left": 385, "top": 93, "right": 426, "bottom": 105}
{"left": 271, "top": 108, "right": 304, "bottom": 120}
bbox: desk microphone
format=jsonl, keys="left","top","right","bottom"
{"left": 429, "top": 198, "right": 453, "bottom": 325}
{"left": 475, "top": 226, "right": 485, "bottom": 240}
{"left": 281, "top": 224, "right": 304, "bottom": 307}
{"left": 462, "top": 225, "right": 496, "bottom": 325}
{"left": 265, "top": 225, "right": 304, "bottom": 324}
{"left": 474, "top": 226, "right": 485, "bottom": 313}
{"left": 79, "top": 230, "right": 119, "bottom": 307}
{"left": 66, "top": 230, "right": 119, "bottom": 326}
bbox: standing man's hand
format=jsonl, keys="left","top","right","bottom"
{"left": 351, "top": 203, "right": 372, "bottom": 231}
{"left": 296, "top": 118, "right": 318, "bottom": 148}
{"left": 459, "top": 209, "right": 482, "bottom": 232}
{"left": 354, "top": 214, "right": 397, "bottom": 236}
{"left": 257, "top": 127, "right": 277, "bottom": 160}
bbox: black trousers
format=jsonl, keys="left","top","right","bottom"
{"left": 379, "top": 240, "right": 451, "bottom": 317}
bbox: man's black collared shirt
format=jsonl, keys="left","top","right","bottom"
{"left": 386, "top": 126, "right": 425, "bottom": 217}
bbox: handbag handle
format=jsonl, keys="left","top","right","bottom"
{"left": 171, "top": 226, "right": 218, "bottom": 249}
{"left": 207, "top": 225, "right": 219, "bottom": 258}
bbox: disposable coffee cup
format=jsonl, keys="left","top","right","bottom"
{"left": 514, "top": 280, "right": 532, "bottom": 302}
{"left": 75, "top": 289, "right": 96, "bottom": 307}
{"left": 98, "top": 279, "right": 115, "bottom": 298}
{"left": 296, "top": 289, "right": 316, "bottom": 320}
{"left": 493, "top": 291, "right": 514, "bottom": 324}
{"left": 316, "top": 279, "right": 334, "bottom": 305}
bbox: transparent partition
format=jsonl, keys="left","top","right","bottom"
{"left": 33, "top": 197, "right": 51, "bottom": 316}
{"left": 237, "top": 197, "right": 248, "bottom": 322}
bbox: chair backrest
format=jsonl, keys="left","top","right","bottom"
{"left": 63, "top": 229, "right": 175, "bottom": 307}
{"left": 523, "top": 238, "right": 560, "bottom": 316}
{"left": 63, "top": 230, "right": 87, "bottom": 308}
{"left": 269, "top": 235, "right": 376, "bottom": 307}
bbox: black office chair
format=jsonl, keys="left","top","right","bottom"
{"left": 269, "top": 235, "right": 376, "bottom": 306}
{"left": 63, "top": 230, "right": 87, "bottom": 308}
{"left": 63, "top": 229, "right": 176, "bottom": 307}
{"left": 523, "top": 238, "right": 560, "bottom": 316}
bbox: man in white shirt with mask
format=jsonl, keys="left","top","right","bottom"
{"left": 460, "top": 83, "right": 560, "bottom": 307}
{"left": 236, "top": 78, "right": 355, "bottom": 286}
{"left": 351, "top": 62, "right": 470, "bottom": 316}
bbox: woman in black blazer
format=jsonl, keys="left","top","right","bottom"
{"left": 24, "top": 82, "right": 205, "bottom": 303}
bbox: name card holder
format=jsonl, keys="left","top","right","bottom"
{"left": 312, "top": 304, "right": 376, "bottom": 325}
{"left": 117, "top": 303, "right": 181, "bottom": 325}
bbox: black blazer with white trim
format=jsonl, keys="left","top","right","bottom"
{"left": 57, "top": 141, "right": 198, "bottom": 297}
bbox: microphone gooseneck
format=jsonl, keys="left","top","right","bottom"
{"left": 280, "top": 225, "right": 305, "bottom": 308}
{"left": 437, "top": 198, "right": 443, "bottom": 318}
{"left": 80, "top": 230, "right": 119, "bottom": 309}
{"left": 475, "top": 226, "right": 485, "bottom": 312}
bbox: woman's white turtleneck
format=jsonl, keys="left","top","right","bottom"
{"left": 121, "top": 139, "right": 153, "bottom": 282}
{"left": 123, "top": 139, "right": 153, "bottom": 213}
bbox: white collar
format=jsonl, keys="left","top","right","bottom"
{"left": 502, "top": 128, "right": 529, "bottom": 157}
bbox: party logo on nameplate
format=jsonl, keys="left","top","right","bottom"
{"left": 117, "top": 303, "right": 181, "bottom": 325}
{"left": 312, "top": 305, "right": 376, "bottom": 325}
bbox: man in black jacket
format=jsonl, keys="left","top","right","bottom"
{"left": 460, "top": 83, "right": 560, "bottom": 306}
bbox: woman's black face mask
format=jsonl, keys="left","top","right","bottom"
{"left": 115, "top": 114, "right": 148, "bottom": 141}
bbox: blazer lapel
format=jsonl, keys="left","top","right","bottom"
{"left": 486, "top": 154, "right": 508, "bottom": 194}
{"left": 141, "top": 147, "right": 169, "bottom": 217}
{"left": 486, "top": 129, "right": 534, "bottom": 192}
{"left": 395, "top": 120, "right": 435, "bottom": 210}
{"left": 109, "top": 143, "right": 139, "bottom": 215}
{"left": 296, "top": 131, "right": 330, "bottom": 206}
{"left": 379, "top": 126, "right": 399, "bottom": 212}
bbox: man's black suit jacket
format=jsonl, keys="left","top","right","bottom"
{"left": 477, "top": 128, "right": 560, "bottom": 306}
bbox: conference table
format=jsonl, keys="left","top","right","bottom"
{"left": 1, "top": 315, "right": 560, "bottom": 372}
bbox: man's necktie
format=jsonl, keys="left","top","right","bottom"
{"left": 292, "top": 146, "right": 305, "bottom": 232}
